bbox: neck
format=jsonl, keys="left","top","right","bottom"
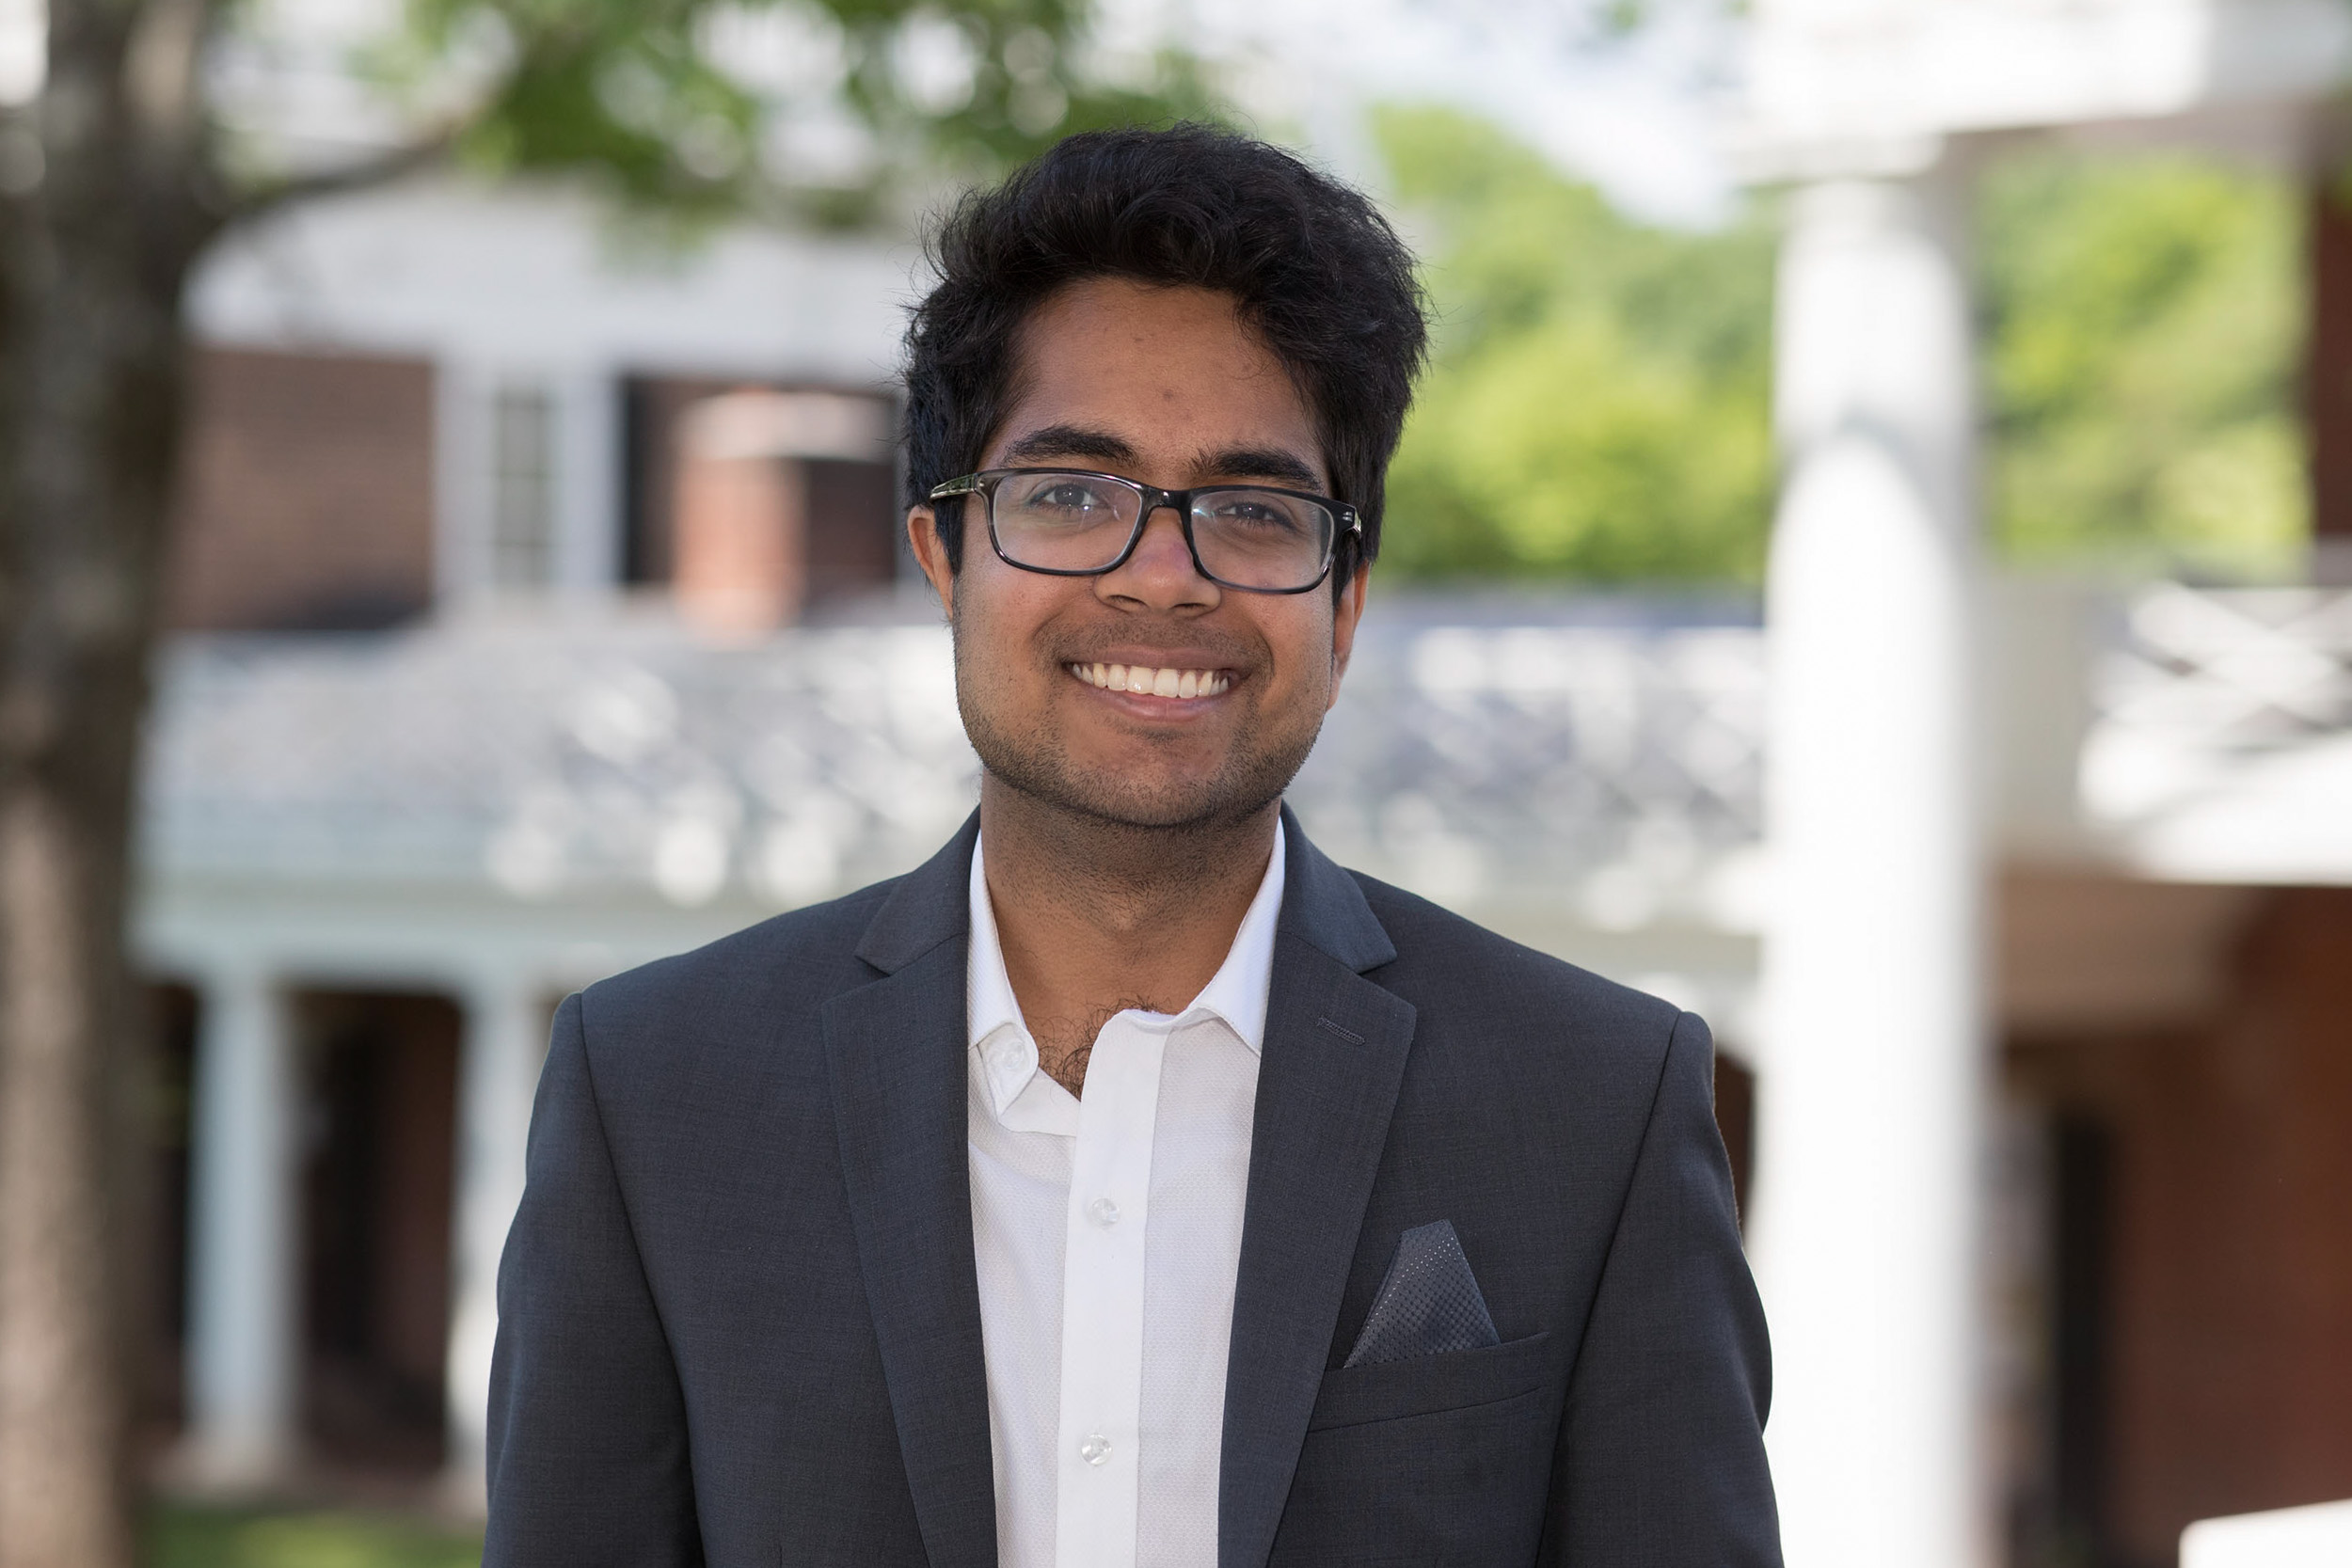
{"left": 978, "top": 778, "right": 1279, "bottom": 1094}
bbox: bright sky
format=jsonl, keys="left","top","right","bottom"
{"left": 1106, "top": 0, "right": 1743, "bottom": 228}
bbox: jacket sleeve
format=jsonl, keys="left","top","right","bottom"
{"left": 1542, "top": 1009, "right": 1782, "bottom": 1567}
{"left": 484, "top": 992, "right": 704, "bottom": 1568}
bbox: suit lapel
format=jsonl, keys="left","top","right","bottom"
{"left": 822, "top": 818, "right": 997, "bottom": 1568}
{"left": 822, "top": 812, "right": 1411, "bottom": 1568}
{"left": 1218, "top": 816, "right": 1416, "bottom": 1568}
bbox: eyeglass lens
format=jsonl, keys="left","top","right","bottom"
{"left": 991, "top": 471, "right": 1335, "bottom": 590}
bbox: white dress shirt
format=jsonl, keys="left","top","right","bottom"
{"left": 965, "top": 823, "right": 1285, "bottom": 1568}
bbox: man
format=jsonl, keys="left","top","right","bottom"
{"left": 486, "top": 126, "right": 1778, "bottom": 1568}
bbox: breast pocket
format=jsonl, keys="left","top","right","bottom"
{"left": 1275, "top": 1332, "right": 1561, "bottom": 1568}
{"left": 1306, "top": 1329, "right": 1552, "bottom": 1431}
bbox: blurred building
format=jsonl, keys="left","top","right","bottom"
{"left": 1740, "top": 2, "right": 2352, "bottom": 1565}
{"left": 139, "top": 10, "right": 2352, "bottom": 1566}
{"left": 146, "top": 178, "right": 923, "bottom": 1494}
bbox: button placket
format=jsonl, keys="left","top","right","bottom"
{"left": 1053, "top": 1013, "right": 1165, "bottom": 1567}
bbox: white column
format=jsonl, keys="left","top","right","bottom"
{"left": 1747, "top": 170, "right": 1989, "bottom": 1568}
{"left": 442, "top": 974, "right": 550, "bottom": 1501}
{"left": 183, "top": 968, "right": 300, "bottom": 1486}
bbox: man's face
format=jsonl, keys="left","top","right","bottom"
{"left": 910, "top": 277, "right": 1367, "bottom": 832}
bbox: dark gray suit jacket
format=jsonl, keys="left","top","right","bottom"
{"left": 485, "top": 810, "right": 1779, "bottom": 1567}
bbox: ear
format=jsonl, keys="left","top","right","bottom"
{"left": 1327, "top": 563, "right": 1370, "bottom": 706}
{"left": 908, "top": 506, "right": 956, "bottom": 617}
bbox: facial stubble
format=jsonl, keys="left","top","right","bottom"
{"left": 950, "top": 610, "right": 1329, "bottom": 842}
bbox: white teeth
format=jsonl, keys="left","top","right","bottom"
{"left": 1068, "top": 663, "right": 1230, "bottom": 699}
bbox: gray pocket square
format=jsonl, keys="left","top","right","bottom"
{"left": 1342, "top": 1219, "right": 1501, "bottom": 1368}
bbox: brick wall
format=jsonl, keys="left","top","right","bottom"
{"left": 622, "top": 373, "right": 898, "bottom": 605}
{"left": 2306, "top": 187, "right": 2352, "bottom": 542}
{"left": 167, "top": 347, "right": 437, "bottom": 631}
{"left": 2016, "top": 888, "right": 2352, "bottom": 1564}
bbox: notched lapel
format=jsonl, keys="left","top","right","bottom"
{"left": 1218, "top": 928, "right": 1416, "bottom": 1568}
{"left": 823, "top": 909, "right": 997, "bottom": 1568}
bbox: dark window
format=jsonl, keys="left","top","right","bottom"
{"left": 2051, "top": 1112, "right": 2116, "bottom": 1566}
{"left": 298, "top": 991, "right": 460, "bottom": 1474}
{"left": 621, "top": 373, "right": 900, "bottom": 608}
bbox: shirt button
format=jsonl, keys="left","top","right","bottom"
{"left": 1079, "top": 1433, "right": 1113, "bottom": 1466}
{"left": 1087, "top": 1196, "right": 1120, "bottom": 1227}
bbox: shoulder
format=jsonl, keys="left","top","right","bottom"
{"left": 1345, "top": 868, "right": 1693, "bottom": 1101}
{"left": 572, "top": 875, "right": 902, "bottom": 1054}
{"left": 1350, "top": 869, "right": 1680, "bottom": 1034}
{"left": 533, "top": 875, "right": 919, "bottom": 1214}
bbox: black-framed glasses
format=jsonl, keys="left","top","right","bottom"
{"left": 928, "top": 467, "right": 1359, "bottom": 594}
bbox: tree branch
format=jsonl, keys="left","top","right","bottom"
{"left": 219, "top": 125, "right": 463, "bottom": 230}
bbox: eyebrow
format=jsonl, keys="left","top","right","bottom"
{"left": 1197, "top": 446, "right": 1324, "bottom": 492}
{"left": 996, "top": 424, "right": 1327, "bottom": 493}
{"left": 998, "top": 425, "right": 1138, "bottom": 468}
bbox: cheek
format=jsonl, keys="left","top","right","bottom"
{"left": 1263, "top": 615, "right": 1341, "bottom": 710}
{"left": 953, "top": 571, "right": 1072, "bottom": 690}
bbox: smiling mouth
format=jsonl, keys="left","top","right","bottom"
{"left": 1069, "top": 661, "right": 1232, "bottom": 700}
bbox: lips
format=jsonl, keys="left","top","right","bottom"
{"left": 1068, "top": 661, "right": 1232, "bottom": 699}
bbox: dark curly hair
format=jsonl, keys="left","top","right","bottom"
{"left": 901, "top": 124, "right": 1428, "bottom": 593}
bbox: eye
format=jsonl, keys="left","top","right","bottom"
{"left": 1039, "top": 483, "right": 1098, "bottom": 510}
{"left": 1207, "top": 495, "right": 1306, "bottom": 532}
{"left": 1017, "top": 478, "right": 1125, "bottom": 518}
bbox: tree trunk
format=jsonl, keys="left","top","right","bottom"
{"left": 0, "top": 0, "right": 215, "bottom": 1560}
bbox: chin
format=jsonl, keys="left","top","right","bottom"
{"left": 985, "top": 750, "right": 1284, "bottom": 835}
{"left": 1055, "top": 773, "right": 1265, "bottom": 833}
{"left": 962, "top": 700, "right": 1316, "bottom": 836}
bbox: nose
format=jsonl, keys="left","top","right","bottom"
{"left": 1095, "top": 500, "right": 1217, "bottom": 613}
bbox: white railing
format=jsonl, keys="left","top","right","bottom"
{"left": 145, "top": 581, "right": 2352, "bottom": 919}
{"left": 141, "top": 602, "right": 1773, "bottom": 927}
{"left": 2080, "top": 584, "right": 2352, "bottom": 882}
{"left": 2182, "top": 1497, "right": 2352, "bottom": 1568}
{"left": 1291, "top": 610, "right": 1765, "bottom": 927}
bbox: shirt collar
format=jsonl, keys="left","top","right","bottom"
{"left": 966, "top": 839, "right": 1027, "bottom": 1056}
{"left": 965, "top": 819, "right": 1288, "bottom": 1115}
{"left": 1183, "top": 819, "right": 1286, "bottom": 1053}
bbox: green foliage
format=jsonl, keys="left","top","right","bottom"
{"left": 1374, "top": 105, "right": 1776, "bottom": 582}
{"left": 358, "top": 0, "right": 1217, "bottom": 224}
{"left": 1981, "top": 150, "right": 2307, "bottom": 574}
{"left": 147, "top": 1506, "right": 482, "bottom": 1568}
{"left": 1375, "top": 113, "right": 2311, "bottom": 584}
